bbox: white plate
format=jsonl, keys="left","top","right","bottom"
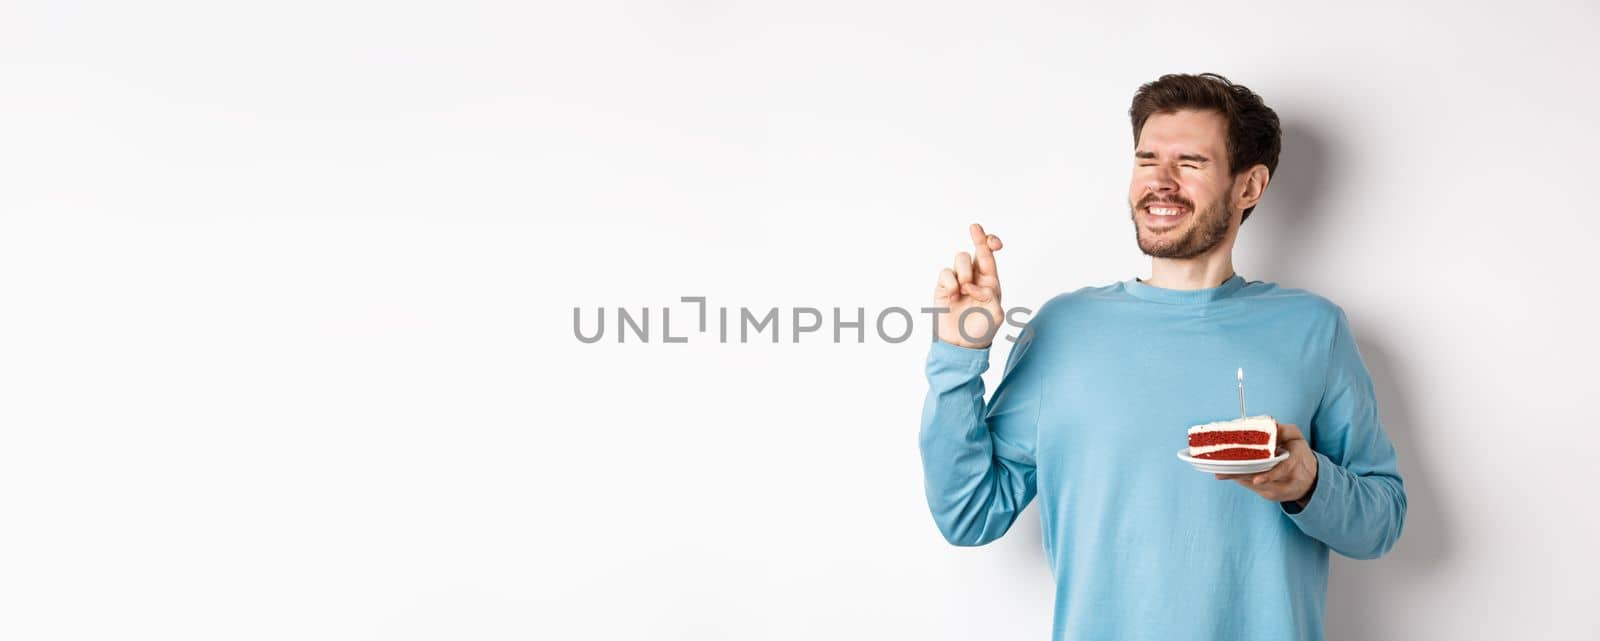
{"left": 1176, "top": 447, "right": 1289, "bottom": 474}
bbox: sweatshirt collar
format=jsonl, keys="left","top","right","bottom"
{"left": 1122, "top": 273, "right": 1247, "bottom": 304}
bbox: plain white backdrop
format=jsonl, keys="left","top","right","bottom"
{"left": 2, "top": 1, "right": 1597, "bottom": 639}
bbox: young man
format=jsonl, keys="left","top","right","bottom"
{"left": 919, "top": 73, "right": 1406, "bottom": 641}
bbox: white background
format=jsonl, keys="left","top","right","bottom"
{"left": 2, "top": 1, "right": 1597, "bottom": 639}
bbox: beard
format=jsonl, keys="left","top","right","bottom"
{"left": 1129, "top": 193, "right": 1233, "bottom": 259}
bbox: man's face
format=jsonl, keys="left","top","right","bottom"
{"left": 1128, "top": 109, "right": 1238, "bottom": 259}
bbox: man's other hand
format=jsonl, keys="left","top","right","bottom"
{"left": 1214, "top": 422, "right": 1318, "bottom": 509}
{"left": 933, "top": 223, "right": 1005, "bottom": 349}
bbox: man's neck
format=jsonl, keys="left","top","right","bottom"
{"left": 1142, "top": 255, "right": 1237, "bottom": 291}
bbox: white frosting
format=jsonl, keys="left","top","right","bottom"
{"left": 1187, "top": 415, "right": 1276, "bottom": 434}
{"left": 1188, "top": 443, "right": 1274, "bottom": 456}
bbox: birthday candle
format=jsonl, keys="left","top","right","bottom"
{"left": 1237, "top": 367, "right": 1245, "bottom": 419}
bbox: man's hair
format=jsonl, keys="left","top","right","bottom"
{"left": 1128, "top": 73, "right": 1281, "bottom": 223}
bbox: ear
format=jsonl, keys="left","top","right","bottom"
{"left": 1233, "top": 164, "right": 1271, "bottom": 212}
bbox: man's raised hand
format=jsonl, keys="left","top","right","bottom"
{"left": 933, "top": 223, "right": 1005, "bottom": 349}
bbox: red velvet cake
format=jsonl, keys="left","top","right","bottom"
{"left": 1186, "top": 415, "right": 1278, "bottom": 460}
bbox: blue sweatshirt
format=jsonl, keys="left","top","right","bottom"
{"left": 918, "top": 274, "right": 1406, "bottom": 641}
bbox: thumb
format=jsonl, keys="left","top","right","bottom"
{"left": 960, "top": 282, "right": 998, "bottom": 303}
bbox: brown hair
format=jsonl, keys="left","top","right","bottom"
{"left": 1129, "top": 73, "right": 1281, "bottom": 223}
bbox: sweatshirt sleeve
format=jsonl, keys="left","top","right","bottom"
{"left": 917, "top": 328, "right": 1046, "bottom": 547}
{"left": 1282, "top": 308, "right": 1408, "bottom": 560}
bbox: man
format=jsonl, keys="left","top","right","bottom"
{"left": 918, "top": 73, "right": 1406, "bottom": 641}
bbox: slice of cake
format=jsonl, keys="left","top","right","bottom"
{"left": 1187, "top": 415, "right": 1278, "bottom": 460}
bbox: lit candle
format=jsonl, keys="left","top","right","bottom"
{"left": 1237, "top": 367, "right": 1246, "bottom": 418}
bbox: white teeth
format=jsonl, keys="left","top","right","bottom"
{"left": 1149, "top": 207, "right": 1185, "bottom": 216}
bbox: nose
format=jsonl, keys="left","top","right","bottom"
{"left": 1145, "top": 163, "right": 1179, "bottom": 196}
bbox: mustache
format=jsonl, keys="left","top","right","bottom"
{"left": 1137, "top": 195, "right": 1194, "bottom": 209}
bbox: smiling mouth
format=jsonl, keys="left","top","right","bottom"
{"left": 1143, "top": 204, "right": 1190, "bottom": 226}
